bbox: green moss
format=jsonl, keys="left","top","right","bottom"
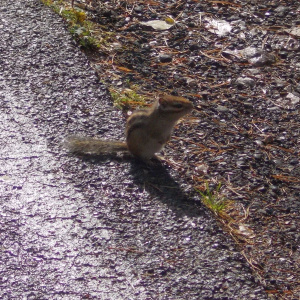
{"left": 69, "top": 24, "right": 100, "bottom": 49}
{"left": 197, "top": 182, "right": 229, "bottom": 214}
{"left": 41, "top": 0, "right": 60, "bottom": 13}
{"left": 61, "top": 8, "right": 86, "bottom": 24}
{"left": 110, "top": 89, "right": 146, "bottom": 110}
{"left": 41, "top": 0, "right": 101, "bottom": 50}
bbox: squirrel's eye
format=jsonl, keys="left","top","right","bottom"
{"left": 173, "top": 103, "right": 183, "bottom": 109}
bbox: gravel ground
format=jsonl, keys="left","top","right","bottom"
{"left": 43, "top": 0, "right": 300, "bottom": 299}
{"left": 0, "top": 0, "right": 274, "bottom": 299}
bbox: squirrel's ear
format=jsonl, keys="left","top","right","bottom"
{"left": 157, "top": 97, "right": 165, "bottom": 108}
{"left": 158, "top": 96, "right": 166, "bottom": 108}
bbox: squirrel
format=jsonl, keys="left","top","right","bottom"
{"left": 65, "top": 94, "right": 193, "bottom": 161}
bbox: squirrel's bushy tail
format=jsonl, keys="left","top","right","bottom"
{"left": 64, "top": 136, "right": 128, "bottom": 155}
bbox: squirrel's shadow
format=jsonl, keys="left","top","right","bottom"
{"left": 128, "top": 158, "right": 207, "bottom": 218}
{"left": 75, "top": 153, "right": 206, "bottom": 218}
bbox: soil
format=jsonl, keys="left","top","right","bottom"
{"left": 70, "top": 0, "right": 300, "bottom": 298}
{"left": 0, "top": 0, "right": 298, "bottom": 299}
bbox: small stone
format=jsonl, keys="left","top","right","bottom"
{"left": 266, "top": 208, "right": 274, "bottom": 215}
{"left": 278, "top": 51, "right": 288, "bottom": 59}
{"left": 289, "top": 159, "right": 299, "bottom": 165}
{"left": 258, "top": 209, "right": 267, "bottom": 215}
{"left": 243, "top": 102, "right": 253, "bottom": 108}
{"left": 269, "top": 185, "right": 279, "bottom": 191}
{"left": 187, "top": 22, "right": 196, "bottom": 28}
{"left": 267, "top": 106, "right": 280, "bottom": 111}
{"left": 275, "top": 6, "right": 288, "bottom": 13}
{"left": 286, "top": 93, "right": 300, "bottom": 105}
{"left": 235, "top": 77, "right": 255, "bottom": 88}
{"left": 134, "top": 6, "right": 143, "bottom": 13}
{"left": 216, "top": 105, "right": 229, "bottom": 112}
{"left": 236, "top": 160, "right": 248, "bottom": 169}
{"left": 250, "top": 53, "right": 277, "bottom": 67}
{"left": 264, "top": 135, "right": 274, "bottom": 144}
{"left": 189, "top": 43, "right": 199, "bottom": 51}
{"left": 188, "top": 58, "right": 196, "bottom": 67}
{"left": 273, "top": 159, "right": 283, "bottom": 166}
{"left": 253, "top": 153, "right": 262, "bottom": 159}
{"left": 275, "top": 79, "right": 285, "bottom": 87}
{"left": 159, "top": 54, "right": 172, "bottom": 63}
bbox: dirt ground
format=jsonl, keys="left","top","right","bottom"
{"left": 67, "top": 0, "right": 300, "bottom": 298}
{"left": 0, "top": 0, "right": 299, "bottom": 299}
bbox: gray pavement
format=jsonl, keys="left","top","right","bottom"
{"left": 0, "top": 1, "right": 267, "bottom": 299}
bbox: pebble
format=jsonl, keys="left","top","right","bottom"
{"left": 253, "top": 153, "right": 262, "bottom": 159}
{"left": 235, "top": 77, "right": 255, "bottom": 88}
{"left": 289, "top": 159, "right": 298, "bottom": 165}
{"left": 216, "top": 105, "right": 229, "bottom": 112}
{"left": 250, "top": 53, "right": 276, "bottom": 67}
{"left": 134, "top": 6, "right": 143, "bottom": 13}
{"left": 159, "top": 54, "right": 172, "bottom": 63}
{"left": 189, "top": 43, "right": 199, "bottom": 51}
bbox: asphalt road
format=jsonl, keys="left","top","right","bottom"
{"left": 0, "top": 1, "right": 268, "bottom": 299}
